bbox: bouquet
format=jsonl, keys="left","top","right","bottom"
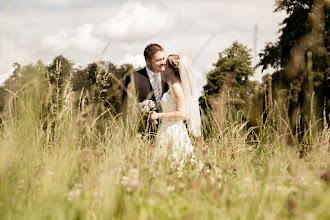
{"left": 139, "top": 100, "right": 158, "bottom": 114}
{"left": 139, "top": 100, "right": 158, "bottom": 132}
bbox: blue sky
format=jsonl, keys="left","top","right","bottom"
{"left": 0, "top": 0, "right": 286, "bottom": 89}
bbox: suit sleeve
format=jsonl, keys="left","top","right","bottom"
{"left": 120, "top": 73, "right": 131, "bottom": 117}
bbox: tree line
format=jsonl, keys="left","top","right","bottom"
{"left": 0, "top": 0, "right": 328, "bottom": 144}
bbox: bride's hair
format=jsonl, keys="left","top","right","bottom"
{"left": 167, "top": 54, "right": 181, "bottom": 78}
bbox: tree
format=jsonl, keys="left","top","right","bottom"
{"left": 1, "top": 61, "right": 49, "bottom": 120}
{"left": 47, "top": 55, "right": 74, "bottom": 87}
{"left": 82, "top": 61, "right": 135, "bottom": 114}
{"left": 201, "top": 41, "right": 254, "bottom": 116}
{"left": 258, "top": 0, "right": 330, "bottom": 133}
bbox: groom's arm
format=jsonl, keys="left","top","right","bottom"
{"left": 121, "top": 73, "right": 132, "bottom": 119}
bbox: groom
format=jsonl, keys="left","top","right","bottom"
{"left": 121, "top": 43, "right": 169, "bottom": 131}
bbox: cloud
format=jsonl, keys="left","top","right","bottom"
{"left": 94, "top": 1, "right": 180, "bottom": 42}
{"left": 119, "top": 53, "right": 145, "bottom": 68}
{"left": 0, "top": 0, "right": 286, "bottom": 84}
{"left": 19, "top": 0, "right": 91, "bottom": 6}
{"left": 42, "top": 24, "right": 105, "bottom": 52}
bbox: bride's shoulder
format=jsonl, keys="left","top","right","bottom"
{"left": 172, "top": 82, "right": 183, "bottom": 90}
{"left": 172, "top": 82, "right": 184, "bottom": 96}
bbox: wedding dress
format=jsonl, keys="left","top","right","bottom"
{"left": 152, "top": 56, "right": 202, "bottom": 174}
{"left": 154, "top": 91, "right": 196, "bottom": 165}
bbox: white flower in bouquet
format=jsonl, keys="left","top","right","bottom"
{"left": 139, "top": 100, "right": 158, "bottom": 114}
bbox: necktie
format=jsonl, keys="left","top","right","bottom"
{"left": 152, "top": 74, "right": 162, "bottom": 109}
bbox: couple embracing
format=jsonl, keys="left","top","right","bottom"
{"left": 122, "top": 43, "right": 201, "bottom": 166}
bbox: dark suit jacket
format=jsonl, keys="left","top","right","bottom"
{"left": 121, "top": 67, "right": 169, "bottom": 117}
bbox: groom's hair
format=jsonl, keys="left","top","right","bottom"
{"left": 144, "top": 43, "right": 164, "bottom": 61}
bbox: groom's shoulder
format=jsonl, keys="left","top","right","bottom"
{"left": 133, "top": 67, "right": 148, "bottom": 79}
{"left": 136, "top": 67, "right": 147, "bottom": 75}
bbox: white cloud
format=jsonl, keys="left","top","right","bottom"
{"left": 119, "top": 53, "right": 145, "bottom": 68}
{"left": 42, "top": 24, "right": 105, "bottom": 52}
{"left": 94, "top": 1, "right": 180, "bottom": 42}
{"left": 19, "top": 0, "right": 91, "bottom": 6}
{"left": 0, "top": 0, "right": 286, "bottom": 84}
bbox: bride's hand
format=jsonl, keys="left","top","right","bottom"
{"left": 149, "top": 112, "right": 158, "bottom": 120}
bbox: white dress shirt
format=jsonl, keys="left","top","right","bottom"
{"left": 146, "top": 66, "right": 162, "bottom": 94}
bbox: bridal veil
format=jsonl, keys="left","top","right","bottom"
{"left": 179, "top": 56, "right": 202, "bottom": 137}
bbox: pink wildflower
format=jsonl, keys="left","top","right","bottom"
{"left": 84, "top": 153, "right": 90, "bottom": 162}
{"left": 320, "top": 170, "right": 329, "bottom": 182}
{"left": 202, "top": 146, "right": 208, "bottom": 153}
{"left": 72, "top": 136, "right": 79, "bottom": 141}
{"left": 128, "top": 178, "right": 140, "bottom": 191}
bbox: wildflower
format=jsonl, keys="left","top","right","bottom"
{"left": 202, "top": 146, "right": 208, "bottom": 153}
{"left": 136, "top": 134, "right": 143, "bottom": 140}
{"left": 193, "top": 181, "right": 203, "bottom": 190}
{"left": 203, "top": 170, "right": 210, "bottom": 176}
{"left": 321, "top": 139, "right": 328, "bottom": 144}
{"left": 72, "top": 136, "right": 79, "bottom": 141}
{"left": 84, "top": 153, "right": 90, "bottom": 162}
{"left": 67, "top": 188, "right": 81, "bottom": 201}
{"left": 17, "top": 179, "right": 25, "bottom": 189}
{"left": 166, "top": 186, "right": 175, "bottom": 193}
{"left": 177, "top": 170, "right": 183, "bottom": 178}
{"left": 177, "top": 182, "right": 185, "bottom": 190}
{"left": 227, "top": 169, "right": 233, "bottom": 175}
{"left": 120, "top": 176, "right": 129, "bottom": 186}
{"left": 129, "top": 168, "right": 139, "bottom": 179}
{"left": 74, "top": 183, "right": 83, "bottom": 188}
{"left": 127, "top": 178, "right": 140, "bottom": 192}
{"left": 196, "top": 160, "right": 204, "bottom": 172}
{"left": 320, "top": 170, "right": 329, "bottom": 183}
{"left": 215, "top": 174, "right": 223, "bottom": 181}
{"left": 121, "top": 154, "right": 127, "bottom": 162}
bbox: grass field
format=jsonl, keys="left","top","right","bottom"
{"left": 0, "top": 75, "right": 329, "bottom": 220}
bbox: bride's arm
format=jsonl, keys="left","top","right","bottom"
{"left": 150, "top": 83, "right": 185, "bottom": 120}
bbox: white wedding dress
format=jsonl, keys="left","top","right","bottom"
{"left": 154, "top": 91, "right": 196, "bottom": 166}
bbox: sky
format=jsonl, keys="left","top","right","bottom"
{"left": 0, "top": 0, "right": 286, "bottom": 90}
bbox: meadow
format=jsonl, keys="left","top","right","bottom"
{"left": 0, "top": 70, "right": 329, "bottom": 220}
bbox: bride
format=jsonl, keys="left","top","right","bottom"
{"left": 150, "top": 55, "right": 201, "bottom": 167}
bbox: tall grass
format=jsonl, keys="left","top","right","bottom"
{"left": 0, "top": 65, "right": 329, "bottom": 220}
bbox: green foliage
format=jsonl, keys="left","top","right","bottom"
{"left": 85, "top": 61, "right": 134, "bottom": 114}
{"left": 0, "top": 55, "right": 135, "bottom": 143}
{"left": 47, "top": 55, "right": 74, "bottom": 86}
{"left": 1, "top": 61, "right": 49, "bottom": 119}
{"left": 258, "top": 0, "right": 330, "bottom": 137}
{"left": 201, "top": 41, "right": 254, "bottom": 116}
